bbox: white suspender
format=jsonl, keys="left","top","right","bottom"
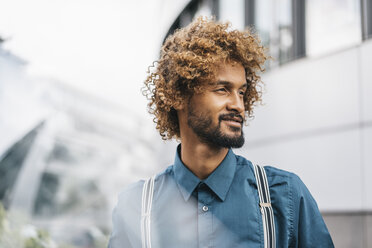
{"left": 253, "top": 164, "right": 276, "bottom": 248}
{"left": 141, "top": 175, "right": 155, "bottom": 248}
{"left": 140, "top": 164, "right": 276, "bottom": 248}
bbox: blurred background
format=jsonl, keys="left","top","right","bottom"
{"left": 0, "top": 0, "right": 371, "bottom": 247}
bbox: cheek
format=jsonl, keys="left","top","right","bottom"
{"left": 207, "top": 95, "right": 227, "bottom": 109}
{"left": 195, "top": 94, "right": 228, "bottom": 118}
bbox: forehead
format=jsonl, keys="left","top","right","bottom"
{"left": 214, "top": 61, "right": 246, "bottom": 86}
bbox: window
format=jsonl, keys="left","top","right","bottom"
{"left": 0, "top": 126, "right": 39, "bottom": 208}
{"left": 219, "top": 0, "right": 245, "bottom": 30}
{"left": 248, "top": 0, "right": 305, "bottom": 66}
{"left": 164, "top": 0, "right": 219, "bottom": 44}
{"left": 306, "top": 0, "right": 361, "bottom": 57}
{"left": 362, "top": 0, "right": 372, "bottom": 40}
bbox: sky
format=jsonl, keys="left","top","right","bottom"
{"left": 0, "top": 0, "right": 165, "bottom": 112}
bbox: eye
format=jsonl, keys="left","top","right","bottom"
{"left": 239, "top": 90, "right": 246, "bottom": 96}
{"left": 215, "top": 87, "right": 227, "bottom": 93}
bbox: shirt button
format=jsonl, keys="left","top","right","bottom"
{"left": 202, "top": 205, "right": 208, "bottom": 212}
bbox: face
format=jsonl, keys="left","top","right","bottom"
{"left": 186, "top": 61, "right": 247, "bottom": 148}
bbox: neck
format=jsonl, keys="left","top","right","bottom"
{"left": 180, "top": 138, "right": 228, "bottom": 180}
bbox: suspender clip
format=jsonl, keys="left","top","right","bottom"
{"left": 260, "top": 202, "right": 272, "bottom": 208}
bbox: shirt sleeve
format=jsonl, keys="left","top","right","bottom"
{"left": 291, "top": 174, "right": 334, "bottom": 248}
{"left": 107, "top": 204, "right": 132, "bottom": 248}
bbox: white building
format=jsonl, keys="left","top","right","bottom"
{"left": 158, "top": 0, "right": 372, "bottom": 247}
{"left": 0, "top": 39, "right": 168, "bottom": 247}
{"left": 1, "top": 0, "right": 372, "bottom": 246}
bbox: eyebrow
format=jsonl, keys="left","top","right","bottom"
{"left": 216, "top": 81, "right": 248, "bottom": 89}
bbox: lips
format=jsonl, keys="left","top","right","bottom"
{"left": 220, "top": 114, "right": 243, "bottom": 124}
{"left": 219, "top": 114, "right": 243, "bottom": 131}
{"left": 226, "top": 116, "right": 243, "bottom": 123}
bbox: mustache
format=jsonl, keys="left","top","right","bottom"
{"left": 219, "top": 113, "right": 244, "bottom": 123}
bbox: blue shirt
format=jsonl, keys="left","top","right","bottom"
{"left": 108, "top": 146, "right": 334, "bottom": 247}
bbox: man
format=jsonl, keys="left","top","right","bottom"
{"left": 108, "top": 17, "right": 334, "bottom": 247}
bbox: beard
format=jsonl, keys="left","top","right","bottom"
{"left": 187, "top": 105, "right": 245, "bottom": 148}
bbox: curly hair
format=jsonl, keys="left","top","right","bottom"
{"left": 143, "top": 16, "right": 267, "bottom": 140}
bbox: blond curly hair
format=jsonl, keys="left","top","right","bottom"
{"left": 143, "top": 17, "right": 267, "bottom": 140}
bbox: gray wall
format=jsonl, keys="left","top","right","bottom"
{"left": 237, "top": 39, "right": 372, "bottom": 212}
{"left": 323, "top": 213, "right": 372, "bottom": 248}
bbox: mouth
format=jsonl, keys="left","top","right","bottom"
{"left": 220, "top": 114, "right": 243, "bottom": 129}
{"left": 222, "top": 119, "right": 242, "bottom": 128}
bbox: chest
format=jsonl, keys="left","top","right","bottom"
{"left": 125, "top": 173, "right": 292, "bottom": 248}
{"left": 150, "top": 179, "right": 264, "bottom": 248}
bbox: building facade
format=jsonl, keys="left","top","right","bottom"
{"left": 158, "top": 1, "right": 372, "bottom": 247}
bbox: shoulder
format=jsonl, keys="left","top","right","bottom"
{"left": 235, "top": 154, "right": 252, "bottom": 167}
{"left": 115, "top": 180, "right": 143, "bottom": 216}
{"left": 264, "top": 166, "right": 299, "bottom": 185}
{"left": 116, "top": 165, "right": 174, "bottom": 207}
{"left": 235, "top": 154, "right": 309, "bottom": 195}
{"left": 235, "top": 153, "right": 296, "bottom": 180}
{"left": 264, "top": 165, "right": 312, "bottom": 197}
{"left": 260, "top": 165, "right": 319, "bottom": 213}
{"left": 235, "top": 153, "right": 296, "bottom": 178}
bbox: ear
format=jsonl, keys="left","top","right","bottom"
{"left": 173, "top": 98, "right": 187, "bottom": 111}
{"left": 173, "top": 103, "right": 184, "bottom": 111}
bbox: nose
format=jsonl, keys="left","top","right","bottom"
{"left": 227, "top": 92, "right": 244, "bottom": 113}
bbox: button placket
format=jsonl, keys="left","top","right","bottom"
{"left": 197, "top": 183, "right": 213, "bottom": 248}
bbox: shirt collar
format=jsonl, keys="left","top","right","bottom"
{"left": 173, "top": 144, "right": 237, "bottom": 202}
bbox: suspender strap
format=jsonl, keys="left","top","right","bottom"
{"left": 141, "top": 175, "right": 155, "bottom": 248}
{"left": 141, "top": 166, "right": 275, "bottom": 248}
{"left": 253, "top": 164, "right": 276, "bottom": 248}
